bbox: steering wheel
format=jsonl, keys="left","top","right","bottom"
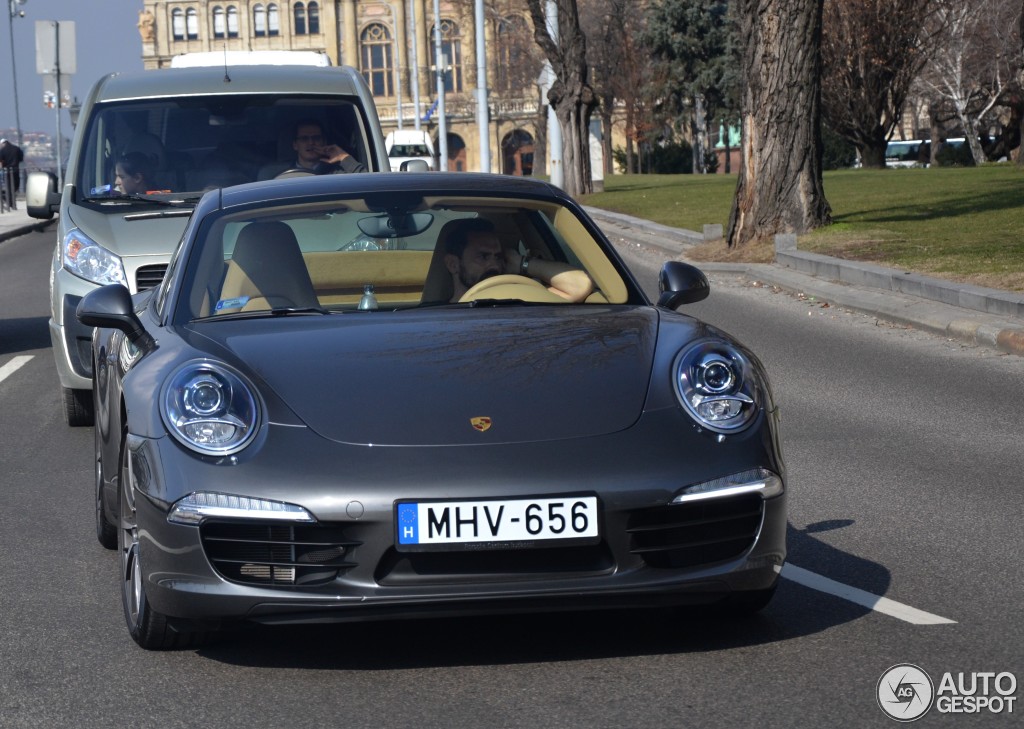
{"left": 458, "top": 274, "right": 566, "bottom": 304}
{"left": 274, "top": 168, "right": 316, "bottom": 179}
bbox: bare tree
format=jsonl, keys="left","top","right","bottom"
{"left": 582, "top": 0, "right": 650, "bottom": 175}
{"left": 728, "top": 0, "right": 831, "bottom": 248}
{"left": 526, "top": 0, "right": 598, "bottom": 196}
{"left": 920, "top": 0, "right": 1024, "bottom": 164}
{"left": 821, "top": 0, "right": 942, "bottom": 168}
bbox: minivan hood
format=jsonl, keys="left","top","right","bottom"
{"left": 67, "top": 202, "right": 193, "bottom": 258}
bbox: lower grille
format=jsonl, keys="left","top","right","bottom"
{"left": 627, "top": 493, "right": 763, "bottom": 569}
{"left": 135, "top": 264, "right": 167, "bottom": 291}
{"left": 200, "top": 522, "right": 360, "bottom": 587}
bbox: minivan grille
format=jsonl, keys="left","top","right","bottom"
{"left": 627, "top": 493, "right": 763, "bottom": 569}
{"left": 200, "top": 522, "right": 360, "bottom": 587}
{"left": 135, "top": 264, "right": 167, "bottom": 291}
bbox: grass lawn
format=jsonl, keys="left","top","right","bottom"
{"left": 581, "top": 165, "right": 1024, "bottom": 292}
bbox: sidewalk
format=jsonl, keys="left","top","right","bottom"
{"left": 586, "top": 206, "right": 1024, "bottom": 358}
{"left": 0, "top": 200, "right": 55, "bottom": 243}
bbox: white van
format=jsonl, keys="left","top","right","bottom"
{"left": 27, "top": 64, "right": 389, "bottom": 425}
{"left": 385, "top": 129, "right": 435, "bottom": 171}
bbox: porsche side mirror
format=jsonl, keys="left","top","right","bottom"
{"left": 26, "top": 171, "right": 60, "bottom": 220}
{"left": 657, "top": 261, "right": 710, "bottom": 309}
{"left": 77, "top": 284, "right": 156, "bottom": 350}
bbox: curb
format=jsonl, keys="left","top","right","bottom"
{"left": 0, "top": 218, "right": 55, "bottom": 244}
{"left": 584, "top": 206, "right": 1024, "bottom": 358}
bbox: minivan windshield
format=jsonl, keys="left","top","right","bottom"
{"left": 76, "top": 96, "right": 372, "bottom": 203}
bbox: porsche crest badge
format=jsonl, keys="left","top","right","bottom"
{"left": 470, "top": 416, "right": 493, "bottom": 432}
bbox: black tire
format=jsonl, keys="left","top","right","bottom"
{"left": 63, "top": 387, "right": 95, "bottom": 427}
{"left": 95, "top": 426, "right": 117, "bottom": 549}
{"left": 118, "top": 443, "right": 210, "bottom": 650}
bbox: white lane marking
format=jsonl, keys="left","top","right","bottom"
{"left": 0, "top": 355, "right": 33, "bottom": 385}
{"left": 780, "top": 563, "right": 957, "bottom": 625}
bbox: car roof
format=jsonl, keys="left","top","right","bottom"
{"left": 207, "top": 172, "right": 571, "bottom": 213}
{"left": 89, "top": 65, "right": 367, "bottom": 103}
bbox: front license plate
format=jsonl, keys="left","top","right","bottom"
{"left": 396, "top": 496, "right": 600, "bottom": 551}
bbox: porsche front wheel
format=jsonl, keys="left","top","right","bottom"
{"left": 118, "top": 442, "right": 208, "bottom": 650}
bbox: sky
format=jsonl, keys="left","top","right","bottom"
{"left": 1, "top": 0, "right": 143, "bottom": 137}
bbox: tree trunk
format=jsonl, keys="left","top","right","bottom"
{"left": 526, "top": 0, "right": 598, "bottom": 198}
{"left": 728, "top": 0, "right": 832, "bottom": 248}
{"left": 859, "top": 142, "right": 887, "bottom": 169}
{"left": 600, "top": 104, "right": 614, "bottom": 175}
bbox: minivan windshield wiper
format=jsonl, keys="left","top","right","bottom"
{"left": 82, "top": 191, "right": 199, "bottom": 207}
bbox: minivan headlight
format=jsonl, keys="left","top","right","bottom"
{"left": 674, "top": 340, "right": 761, "bottom": 434}
{"left": 162, "top": 361, "right": 261, "bottom": 456}
{"left": 62, "top": 228, "right": 128, "bottom": 287}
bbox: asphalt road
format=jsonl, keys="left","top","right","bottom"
{"left": 1, "top": 226, "right": 1021, "bottom": 729}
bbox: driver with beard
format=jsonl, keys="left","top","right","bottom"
{"left": 444, "top": 219, "right": 593, "bottom": 303}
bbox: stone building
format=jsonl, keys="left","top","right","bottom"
{"left": 137, "top": 0, "right": 545, "bottom": 174}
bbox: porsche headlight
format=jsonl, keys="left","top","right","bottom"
{"left": 62, "top": 228, "right": 128, "bottom": 287}
{"left": 674, "top": 340, "right": 760, "bottom": 434}
{"left": 162, "top": 361, "right": 260, "bottom": 455}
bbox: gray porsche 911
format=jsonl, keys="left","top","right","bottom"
{"left": 78, "top": 172, "right": 786, "bottom": 650}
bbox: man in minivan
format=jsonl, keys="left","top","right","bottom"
{"left": 287, "top": 119, "right": 365, "bottom": 176}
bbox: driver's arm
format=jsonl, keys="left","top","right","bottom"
{"left": 504, "top": 250, "right": 594, "bottom": 303}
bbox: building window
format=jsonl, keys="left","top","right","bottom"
{"left": 226, "top": 6, "right": 239, "bottom": 38}
{"left": 186, "top": 8, "right": 200, "bottom": 40}
{"left": 172, "top": 8, "right": 185, "bottom": 40}
{"left": 268, "top": 4, "right": 280, "bottom": 36}
{"left": 294, "top": 2, "right": 306, "bottom": 35}
{"left": 496, "top": 16, "right": 530, "bottom": 92}
{"left": 430, "top": 19, "right": 463, "bottom": 93}
{"left": 212, "top": 6, "right": 225, "bottom": 39}
{"left": 360, "top": 23, "right": 393, "bottom": 97}
{"left": 253, "top": 4, "right": 266, "bottom": 37}
{"left": 308, "top": 1, "right": 320, "bottom": 34}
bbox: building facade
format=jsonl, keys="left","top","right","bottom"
{"left": 138, "top": 0, "right": 544, "bottom": 174}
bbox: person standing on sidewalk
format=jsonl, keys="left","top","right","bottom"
{"left": 0, "top": 139, "right": 25, "bottom": 208}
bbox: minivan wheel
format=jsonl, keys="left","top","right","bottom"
{"left": 63, "top": 387, "right": 95, "bottom": 427}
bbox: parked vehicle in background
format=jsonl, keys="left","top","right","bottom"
{"left": 26, "top": 63, "right": 389, "bottom": 426}
{"left": 386, "top": 129, "right": 436, "bottom": 171}
{"left": 885, "top": 139, "right": 925, "bottom": 168}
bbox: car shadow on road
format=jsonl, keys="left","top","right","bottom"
{"left": 198, "top": 520, "right": 889, "bottom": 669}
{"left": 0, "top": 316, "right": 51, "bottom": 355}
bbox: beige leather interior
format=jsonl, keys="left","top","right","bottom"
{"left": 217, "top": 221, "right": 319, "bottom": 313}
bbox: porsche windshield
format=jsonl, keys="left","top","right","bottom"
{"left": 177, "top": 195, "right": 630, "bottom": 321}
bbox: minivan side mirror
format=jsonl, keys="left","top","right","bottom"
{"left": 400, "top": 159, "right": 430, "bottom": 172}
{"left": 26, "top": 171, "right": 60, "bottom": 220}
{"left": 657, "top": 261, "right": 710, "bottom": 309}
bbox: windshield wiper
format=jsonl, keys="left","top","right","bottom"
{"left": 83, "top": 192, "right": 198, "bottom": 207}
{"left": 196, "top": 306, "right": 333, "bottom": 322}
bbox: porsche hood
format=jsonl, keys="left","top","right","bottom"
{"left": 196, "top": 308, "right": 663, "bottom": 446}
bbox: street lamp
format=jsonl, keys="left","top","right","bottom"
{"left": 7, "top": 0, "right": 26, "bottom": 146}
